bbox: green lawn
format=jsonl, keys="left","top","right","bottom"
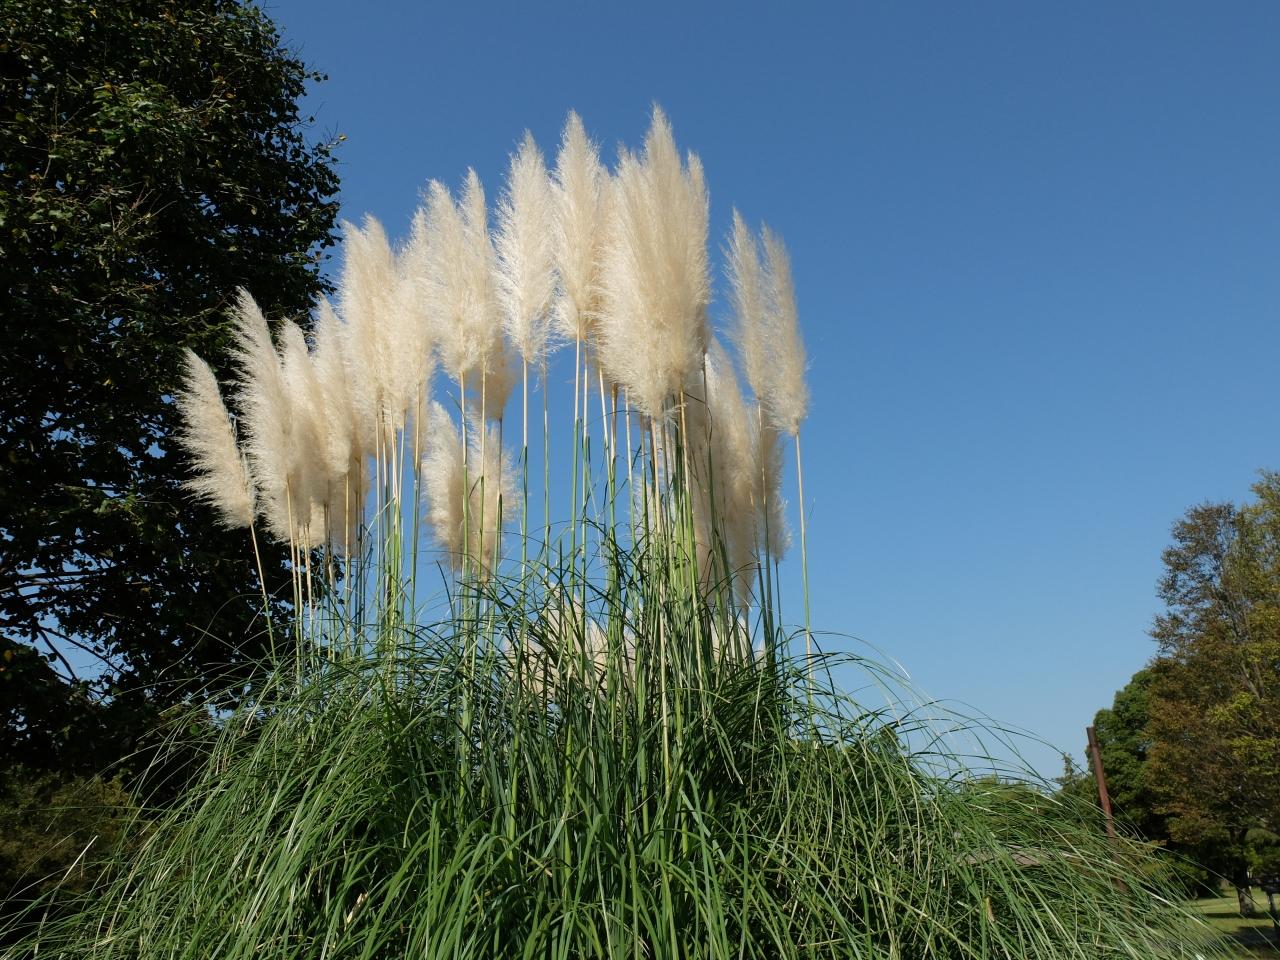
{"left": 1191, "top": 893, "right": 1280, "bottom": 959}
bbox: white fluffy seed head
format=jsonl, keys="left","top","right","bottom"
{"left": 466, "top": 420, "right": 514, "bottom": 575}
{"left": 597, "top": 107, "right": 711, "bottom": 420}
{"left": 753, "top": 412, "right": 790, "bottom": 560}
{"left": 515, "top": 592, "right": 622, "bottom": 699}
{"left": 552, "top": 111, "right": 605, "bottom": 344}
{"left": 760, "top": 227, "right": 808, "bottom": 436}
{"left": 421, "top": 403, "right": 513, "bottom": 574}
{"left": 413, "top": 180, "right": 470, "bottom": 380}
{"left": 703, "top": 341, "right": 759, "bottom": 601}
{"left": 228, "top": 290, "right": 294, "bottom": 541}
{"left": 467, "top": 349, "right": 519, "bottom": 424}
{"left": 311, "top": 300, "right": 354, "bottom": 488}
{"left": 175, "top": 349, "right": 255, "bottom": 528}
{"left": 418, "top": 172, "right": 512, "bottom": 420}
{"left": 312, "top": 297, "right": 373, "bottom": 554}
{"left": 422, "top": 401, "right": 466, "bottom": 564}
{"left": 496, "top": 131, "right": 556, "bottom": 367}
{"left": 385, "top": 244, "right": 437, "bottom": 433}
{"left": 336, "top": 218, "right": 401, "bottom": 440}
{"left": 726, "top": 210, "right": 768, "bottom": 400}
{"left": 278, "top": 320, "right": 329, "bottom": 546}
{"left": 460, "top": 170, "right": 516, "bottom": 419}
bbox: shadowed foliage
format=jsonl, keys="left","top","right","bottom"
{"left": 0, "top": 0, "right": 340, "bottom": 781}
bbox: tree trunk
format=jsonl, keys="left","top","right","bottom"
{"left": 1235, "top": 869, "right": 1258, "bottom": 917}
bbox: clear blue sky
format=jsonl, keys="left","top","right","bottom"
{"left": 263, "top": 0, "right": 1280, "bottom": 778}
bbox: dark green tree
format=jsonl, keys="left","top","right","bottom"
{"left": 1091, "top": 669, "right": 1167, "bottom": 842}
{"left": 0, "top": 0, "right": 339, "bottom": 781}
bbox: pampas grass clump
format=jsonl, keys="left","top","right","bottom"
{"left": 4, "top": 109, "right": 1232, "bottom": 960}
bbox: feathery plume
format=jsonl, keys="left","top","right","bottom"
{"left": 459, "top": 170, "right": 516, "bottom": 418}
{"left": 421, "top": 403, "right": 513, "bottom": 574}
{"left": 311, "top": 300, "right": 355, "bottom": 486}
{"left": 597, "top": 107, "right": 711, "bottom": 420}
{"left": 516, "top": 590, "right": 632, "bottom": 699}
{"left": 760, "top": 227, "right": 808, "bottom": 436}
{"left": 702, "top": 341, "right": 759, "bottom": 597}
{"left": 311, "top": 299, "right": 369, "bottom": 553}
{"left": 496, "top": 131, "right": 556, "bottom": 367}
{"left": 413, "top": 182, "right": 469, "bottom": 379}
{"left": 466, "top": 419, "right": 515, "bottom": 573}
{"left": 726, "top": 210, "right": 768, "bottom": 400}
{"left": 469, "top": 349, "right": 520, "bottom": 424}
{"left": 552, "top": 112, "right": 606, "bottom": 344}
{"left": 753, "top": 413, "right": 790, "bottom": 560}
{"left": 278, "top": 320, "right": 330, "bottom": 546}
{"left": 417, "top": 172, "right": 513, "bottom": 419}
{"left": 336, "top": 217, "right": 399, "bottom": 439}
{"left": 228, "top": 290, "right": 294, "bottom": 541}
{"left": 175, "top": 349, "right": 255, "bottom": 528}
{"left": 385, "top": 245, "right": 437, "bottom": 433}
{"left": 422, "top": 401, "right": 466, "bottom": 563}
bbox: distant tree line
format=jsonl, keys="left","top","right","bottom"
{"left": 1064, "top": 475, "right": 1280, "bottom": 913}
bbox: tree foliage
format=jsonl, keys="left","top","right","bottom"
{"left": 0, "top": 767, "right": 135, "bottom": 942}
{"left": 1066, "top": 672, "right": 1215, "bottom": 894}
{"left": 1144, "top": 481, "right": 1280, "bottom": 908}
{"left": 0, "top": 0, "right": 339, "bottom": 779}
{"left": 1091, "top": 669, "right": 1167, "bottom": 842}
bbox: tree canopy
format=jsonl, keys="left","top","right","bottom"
{"left": 0, "top": 0, "right": 340, "bottom": 779}
{"left": 1091, "top": 669, "right": 1167, "bottom": 843}
{"left": 1145, "top": 480, "right": 1280, "bottom": 900}
{"left": 1076, "top": 480, "right": 1280, "bottom": 910}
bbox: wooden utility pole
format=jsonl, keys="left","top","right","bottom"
{"left": 1086, "top": 725, "right": 1119, "bottom": 840}
{"left": 1087, "top": 724, "right": 1129, "bottom": 895}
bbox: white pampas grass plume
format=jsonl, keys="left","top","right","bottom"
{"left": 709, "top": 613, "right": 761, "bottom": 664}
{"left": 416, "top": 172, "right": 513, "bottom": 419}
{"left": 421, "top": 403, "right": 513, "bottom": 574}
{"left": 335, "top": 215, "right": 435, "bottom": 439}
{"left": 514, "top": 591, "right": 633, "bottom": 699}
{"left": 760, "top": 227, "right": 808, "bottom": 436}
{"left": 460, "top": 170, "right": 516, "bottom": 419}
{"left": 702, "top": 341, "right": 759, "bottom": 597}
{"left": 385, "top": 246, "right": 437, "bottom": 433}
{"left": 597, "top": 107, "right": 711, "bottom": 420}
{"left": 175, "top": 349, "right": 255, "bottom": 528}
{"left": 337, "top": 217, "right": 400, "bottom": 439}
{"left": 422, "top": 401, "right": 465, "bottom": 562}
{"left": 466, "top": 419, "right": 515, "bottom": 573}
{"left": 724, "top": 217, "right": 802, "bottom": 563}
{"left": 413, "top": 182, "right": 469, "bottom": 378}
{"left": 552, "top": 112, "right": 605, "bottom": 344}
{"left": 228, "top": 290, "right": 294, "bottom": 541}
{"left": 753, "top": 413, "right": 790, "bottom": 560}
{"left": 311, "top": 299, "right": 370, "bottom": 554}
{"left": 496, "top": 131, "right": 556, "bottom": 367}
{"left": 311, "top": 300, "right": 355, "bottom": 487}
{"left": 470, "top": 349, "right": 520, "bottom": 425}
{"left": 726, "top": 210, "right": 768, "bottom": 400}
{"left": 278, "top": 320, "right": 329, "bottom": 546}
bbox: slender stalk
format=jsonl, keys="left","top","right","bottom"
{"left": 246, "top": 522, "right": 274, "bottom": 658}
{"left": 794, "top": 429, "right": 812, "bottom": 699}
{"left": 521, "top": 357, "right": 529, "bottom": 575}
{"left": 569, "top": 334, "right": 582, "bottom": 584}
{"left": 542, "top": 367, "right": 550, "bottom": 563}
